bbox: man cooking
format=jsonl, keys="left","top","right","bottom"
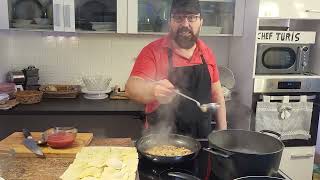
{"left": 125, "top": 0, "right": 226, "bottom": 138}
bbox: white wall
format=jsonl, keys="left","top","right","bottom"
{"left": 312, "top": 23, "right": 320, "bottom": 155}
{"left": 228, "top": 0, "right": 260, "bottom": 130}
{"left": 229, "top": 0, "right": 259, "bottom": 108}
{"left": 309, "top": 22, "right": 320, "bottom": 155}
{"left": 0, "top": 31, "right": 230, "bottom": 89}
{"left": 0, "top": 30, "right": 9, "bottom": 83}
{"left": 310, "top": 23, "right": 320, "bottom": 75}
{"left": 317, "top": 116, "right": 320, "bottom": 154}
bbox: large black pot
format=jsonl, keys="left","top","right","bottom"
{"left": 205, "top": 130, "right": 284, "bottom": 180}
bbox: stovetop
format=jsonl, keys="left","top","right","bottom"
{"left": 137, "top": 139, "right": 291, "bottom": 180}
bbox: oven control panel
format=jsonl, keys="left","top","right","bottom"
{"left": 254, "top": 77, "right": 320, "bottom": 93}
{"left": 278, "top": 81, "right": 301, "bottom": 89}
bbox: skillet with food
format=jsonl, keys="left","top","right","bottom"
{"left": 136, "top": 133, "right": 201, "bottom": 164}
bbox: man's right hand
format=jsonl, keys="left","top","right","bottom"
{"left": 152, "top": 79, "right": 176, "bottom": 104}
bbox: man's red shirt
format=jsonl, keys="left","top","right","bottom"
{"left": 130, "top": 35, "right": 220, "bottom": 113}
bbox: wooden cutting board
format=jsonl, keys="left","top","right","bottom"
{"left": 0, "top": 132, "right": 93, "bottom": 158}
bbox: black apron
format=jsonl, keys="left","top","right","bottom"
{"left": 146, "top": 48, "right": 213, "bottom": 138}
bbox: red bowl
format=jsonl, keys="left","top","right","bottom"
{"left": 46, "top": 127, "right": 77, "bottom": 148}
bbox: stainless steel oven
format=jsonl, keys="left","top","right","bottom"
{"left": 255, "top": 44, "right": 311, "bottom": 75}
{"left": 252, "top": 77, "right": 320, "bottom": 147}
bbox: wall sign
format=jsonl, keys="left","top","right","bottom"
{"left": 256, "top": 31, "right": 316, "bottom": 44}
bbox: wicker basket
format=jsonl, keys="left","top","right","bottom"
{"left": 15, "top": 90, "right": 43, "bottom": 104}
{"left": 39, "top": 85, "right": 80, "bottom": 98}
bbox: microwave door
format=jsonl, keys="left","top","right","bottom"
{"left": 256, "top": 44, "right": 300, "bottom": 74}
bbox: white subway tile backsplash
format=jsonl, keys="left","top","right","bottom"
{"left": 0, "top": 31, "right": 230, "bottom": 88}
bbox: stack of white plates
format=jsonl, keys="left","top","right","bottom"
{"left": 0, "top": 93, "right": 9, "bottom": 105}
{"left": 81, "top": 87, "right": 112, "bottom": 100}
{"left": 91, "top": 22, "right": 116, "bottom": 31}
{"left": 201, "top": 26, "right": 222, "bottom": 34}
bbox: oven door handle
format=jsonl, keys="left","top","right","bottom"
{"left": 290, "top": 153, "right": 314, "bottom": 160}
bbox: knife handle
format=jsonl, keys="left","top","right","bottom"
{"left": 22, "top": 128, "right": 32, "bottom": 138}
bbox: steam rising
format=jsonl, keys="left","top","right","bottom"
{"left": 143, "top": 92, "right": 196, "bottom": 143}
{"left": 143, "top": 100, "right": 179, "bottom": 138}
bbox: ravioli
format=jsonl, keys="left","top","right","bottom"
{"left": 60, "top": 147, "right": 138, "bottom": 180}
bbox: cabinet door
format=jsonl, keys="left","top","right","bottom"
{"left": 117, "top": 0, "right": 127, "bottom": 33}
{"left": 8, "top": 0, "right": 54, "bottom": 30}
{"left": 199, "top": 0, "right": 233, "bottom": 35}
{"left": 53, "top": 0, "right": 64, "bottom": 31}
{"left": 128, "top": 0, "right": 244, "bottom": 36}
{"left": 75, "top": 0, "right": 125, "bottom": 33}
{"left": 0, "top": 0, "right": 9, "bottom": 29}
{"left": 279, "top": 146, "right": 315, "bottom": 180}
{"left": 128, "top": 0, "right": 171, "bottom": 34}
{"left": 259, "top": 0, "right": 320, "bottom": 19}
{"left": 63, "top": 0, "right": 75, "bottom": 32}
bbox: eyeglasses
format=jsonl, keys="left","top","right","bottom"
{"left": 171, "top": 15, "right": 201, "bottom": 23}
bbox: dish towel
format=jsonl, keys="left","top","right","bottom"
{"left": 255, "top": 95, "right": 313, "bottom": 140}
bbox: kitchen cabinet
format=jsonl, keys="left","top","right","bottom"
{"left": 2, "top": 0, "right": 74, "bottom": 32}
{"left": 279, "top": 146, "right": 315, "bottom": 180}
{"left": 2, "top": 0, "right": 127, "bottom": 33}
{"left": 6, "top": 0, "right": 55, "bottom": 31}
{"left": 1, "top": 0, "right": 245, "bottom": 35}
{"left": 259, "top": 0, "right": 320, "bottom": 19}
{"left": 53, "top": 0, "right": 75, "bottom": 32}
{"left": 0, "top": 0, "right": 9, "bottom": 29}
{"left": 128, "top": 0, "right": 245, "bottom": 36}
{"left": 74, "top": 0, "right": 127, "bottom": 33}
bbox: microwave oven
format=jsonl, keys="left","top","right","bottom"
{"left": 255, "top": 43, "right": 311, "bottom": 74}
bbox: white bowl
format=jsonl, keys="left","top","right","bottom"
{"left": 82, "top": 75, "right": 112, "bottom": 91}
{"left": 83, "top": 93, "right": 108, "bottom": 100}
{"left": 81, "top": 87, "right": 112, "bottom": 94}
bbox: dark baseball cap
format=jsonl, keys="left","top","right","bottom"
{"left": 170, "top": 0, "right": 201, "bottom": 15}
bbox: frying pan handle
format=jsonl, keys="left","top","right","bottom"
{"left": 260, "top": 130, "right": 281, "bottom": 139}
{"left": 168, "top": 172, "right": 201, "bottom": 180}
{"left": 203, "top": 147, "right": 231, "bottom": 158}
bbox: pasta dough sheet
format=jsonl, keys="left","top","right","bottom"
{"left": 60, "top": 146, "right": 138, "bottom": 180}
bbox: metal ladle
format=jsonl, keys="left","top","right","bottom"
{"left": 145, "top": 78, "right": 220, "bottom": 112}
{"left": 174, "top": 89, "right": 220, "bottom": 112}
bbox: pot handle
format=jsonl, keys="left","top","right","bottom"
{"left": 168, "top": 172, "right": 201, "bottom": 180}
{"left": 203, "top": 147, "right": 231, "bottom": 158}
{"left": 260, "top": 130, "right": 281, "bottom": 139}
